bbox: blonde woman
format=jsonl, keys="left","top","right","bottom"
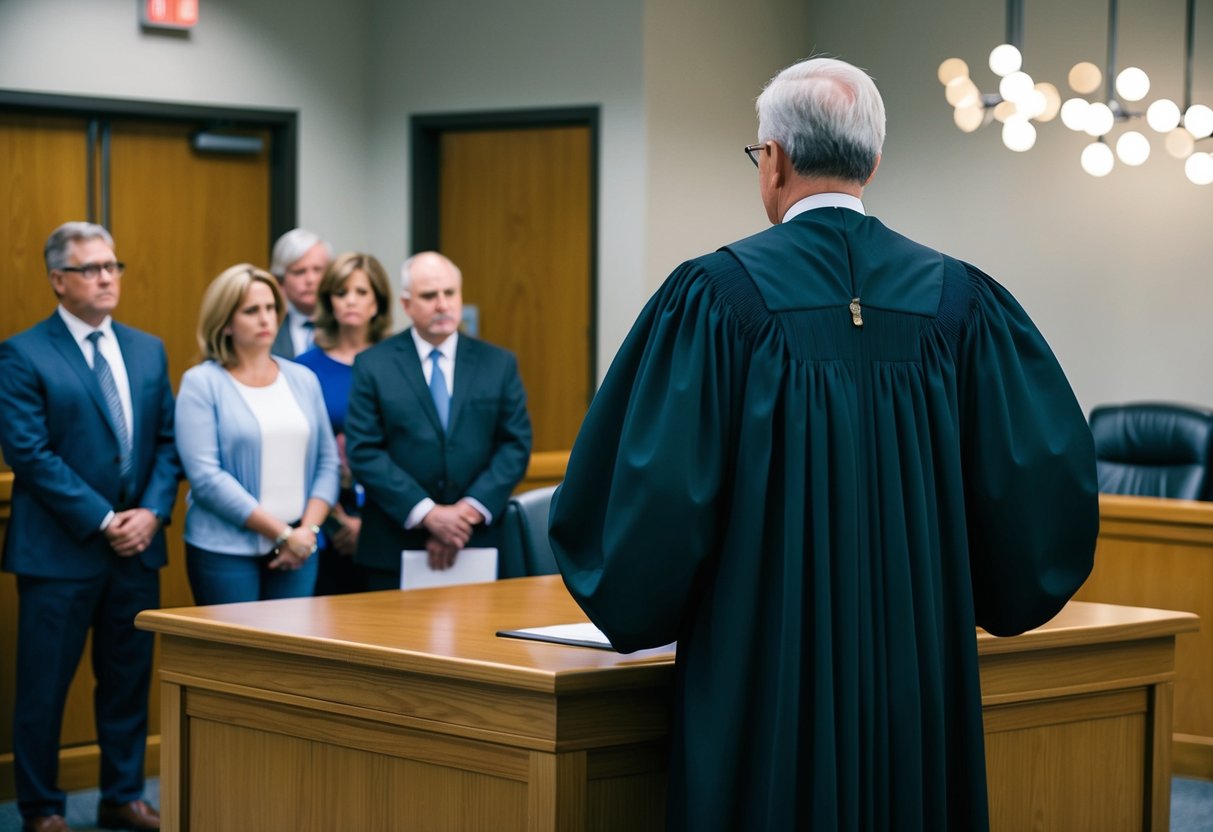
{"left": 296, "top": 252, "right": 392, "bottom": 595}
{"left": 175, "top": 264, "right": 339, "bottom": 603}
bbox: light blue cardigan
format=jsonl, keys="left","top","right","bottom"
{"left": 175, "top": 359, "right": 340, "bottom": 555}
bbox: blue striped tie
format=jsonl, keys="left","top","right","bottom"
{"left": 429, "top": 349, "right": 450, "bottom": 431}
{"left": 87, "top": 331, "right": 133, "bottom": 480}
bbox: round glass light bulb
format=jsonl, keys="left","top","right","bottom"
{"left": 993, "top": 100, "right": 1018, "bottom": 123}
{"left": 1083, "top": 102, "right": 1115, "bottom": 136}
{"left": 1185, "top": 152, "right": 1213, "bottom": 185}
{"left": 989, "top": 44, "right": 1022, "bottom": 77}
{"left": 1069, "top": 62, "right": 1102, "bottom": 94}
{"left": 1115, "top": 131, "right": 1150, "bottom": 166}
{"left": 1183, "top": 104, "right": 1213, "bottom": 138}
{"left": 1060, "top": 97, "right": 1090, "bottom": 131}
{"left": 945, "top": 77, "right": 981, "bottom": 109}
{"left": 1035, "top": 83, "right": 1062, "bottom": 122}
{"left": 1146, "top": 99, "right": 1182, "bottom": 133}
{"left": 1115, "top": 67, "right": 1150, "bottom": 102}
{"left": 1016, "top": 89, "right": 1048, "bottom": 119}
{"left": 1002, "top": 118, "right": 1037, "bottom": 152}
{"left": 953, "top": 105, "right": 985, "bottom": 133}
{"left": 1165, "top": 128, "right": 1196, "bottom": 158}
{"left": 1081, "top": 142, "right": 1115, "bottom": 176}
{"left": 999, "top": 71, "right": 1035, "bottom": 104}
{"left": 938, "top": 58, "right": 969, "bottom": 86}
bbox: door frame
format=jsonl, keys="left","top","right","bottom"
{"left": 0, "top": 89, "right": 297, "bottom": 246}
{"left": 410, "top": 106, "right": 600, "bottom": 390}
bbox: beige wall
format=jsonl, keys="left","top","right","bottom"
{"left": 642, "top": 0, "right": 812, "bottom": 288}
{"left": 0, "top": 0, "right": 372, "bottom": 256}
{"left": 1, "top": 0, "right": 1210, "bottom": 410}
{"left": 805, "top": 0, "right": 1213, "bottom": 413}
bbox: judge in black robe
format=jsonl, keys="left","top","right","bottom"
{"left": 549, "top": 57, "right": 1098, "bottom": 831}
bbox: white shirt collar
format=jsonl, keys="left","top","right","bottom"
{"left": 57, "top": 305, "right": 115, "bottom": 346}
{"left": 782, "top": 192, "right": 866, "bottom": 223}
{"left": 411, "top": 327, "right": 458, "bottom": 363}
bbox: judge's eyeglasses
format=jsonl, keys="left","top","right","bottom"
{"left": 744, "top": 143, "right": 767, "bottom": 168}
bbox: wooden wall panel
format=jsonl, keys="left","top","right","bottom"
{"left": 0, "top": 114, "right": 272, "bottom": 798}
{"left": 439, "top": 127, "right": 592, "bottom": 453}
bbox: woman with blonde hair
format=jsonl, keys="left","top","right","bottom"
{"left": 176, "top": 264, "right": 339, "bottom": 603}
{"left": 296, "top": 252, "right": 392, "bottom": 594}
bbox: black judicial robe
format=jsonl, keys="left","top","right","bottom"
{"left": 549, "top": 207, "right": 1098, "bottom": 831}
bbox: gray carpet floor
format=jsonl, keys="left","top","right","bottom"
{"left": 0, "top": 776, "right": 1210, "bottom": 830}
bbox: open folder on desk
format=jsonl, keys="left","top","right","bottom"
{"left": 498, "top": 622, "right": 677, "bottom": 654}
{"left": 400, "top": 547, "right": 497, "bottom": 590}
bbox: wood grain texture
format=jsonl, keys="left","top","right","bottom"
{"left": 439, "top": 127, "right": 592, "bottom": 453}
{"left": 1075, "top": 493, "right": 1213, "bottom": 777}
{"left": 0, "top": 114, "right": 271, "bottom": 799}
{"left": 144, "top": 579, "right": 1191, "bottom": 832}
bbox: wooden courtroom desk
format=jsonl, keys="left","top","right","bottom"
{"left": 1076, "top": 493, "right": 1213, "bottom": 780}
{"left": 137, "top": 578, "right": 1195, "bottom": 832}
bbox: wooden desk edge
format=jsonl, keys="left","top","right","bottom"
{"left": 977, "top": 602, "right": 1199, "bottom": 656}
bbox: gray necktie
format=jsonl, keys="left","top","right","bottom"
{"left": 87, "top": 331, "right": 133, "bottom": 479}
{"left": 429, "top": 349, "right": 450, "bottom": 430}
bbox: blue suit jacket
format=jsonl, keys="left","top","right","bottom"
{"left": 0, "top": 313, "right": 180, "bottom": 579}
{"left": 346, "top": 330, "right": 532, "bottom": 570}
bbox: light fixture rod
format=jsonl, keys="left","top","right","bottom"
{"left": 1106, "top": 0, "right": 1119, "bottom": 104}
{"left": 1184, "top": 0, "right": 1195, "bottom": 111}
{"left": 1006, "top": 0, "right": 1025, "bottom": 50}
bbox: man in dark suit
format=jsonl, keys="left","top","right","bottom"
{"left": 345, "top": 251, "right": 531, "bottom": 590}
{"left": 0, "top": 223, "right": 179, "bottom": 832}
{"left": 269, "top": 227, "right": 332, "bottom": 359}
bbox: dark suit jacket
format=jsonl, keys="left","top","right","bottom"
{"left": 0, "top": 313, "right": 180, "bottom": 579}
{"left": 271, "top": 322, "right": 295, "bottom": 360}
{"left": 345, "top": 330, "right": 532, "bottom": 570}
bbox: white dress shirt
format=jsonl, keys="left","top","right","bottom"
{"left": 782, "top": 192, "right": 866, "bottom": 223}
{"left": 285, "top": 302, "right": 315, "bottom": 357}
{"left": 58, "top": 305, "right": 133, "bottom": 440}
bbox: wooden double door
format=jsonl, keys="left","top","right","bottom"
{"left": 0, "top": 106, "right": 278, "bottom": 798}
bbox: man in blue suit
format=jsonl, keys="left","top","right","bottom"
{"left": 0, "top": 223, "right": 179, "bottom": 832}
{"left": 346, "top": 251, "right": 531, "bottom": 590}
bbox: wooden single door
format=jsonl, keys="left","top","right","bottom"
{"left": 437, "top": 125, "right": 593, "bottom": 453}
{"left": 0, "top": 112, "right": 271, "bottom": 797}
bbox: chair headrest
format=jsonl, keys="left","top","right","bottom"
{"left": 1090, "top": 402, "right": 1213, "bottom": 465}
{"left": 1089, "top": 402, "right": 1213, "bottom": 500}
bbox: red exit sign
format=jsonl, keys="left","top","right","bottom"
{"left": 140, "top": 0, "right": 199, "bottom": 30}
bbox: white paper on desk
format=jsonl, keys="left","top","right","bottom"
{"left": 508, "top": 622, "right": 614, "bottom": 648}
{"left": 399, "top": 547, "right": 498, "bottom": 590}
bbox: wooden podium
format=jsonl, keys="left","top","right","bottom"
{"left": 137, "top": 577, "right": 1196, "bottom": 832}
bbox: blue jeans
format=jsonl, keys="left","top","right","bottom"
{"left": 186, "top": 543, "right": 318, "bottom": 605}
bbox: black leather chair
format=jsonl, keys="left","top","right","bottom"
{"left": 1089, "top": 402, "right": 1213, "bottom": 500}
{"left": 497, "top": 485, "right": 559, "bottom": 578}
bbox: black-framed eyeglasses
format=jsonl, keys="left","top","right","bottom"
{"left": 744, "top": 143, "right": 767, "bottom": 168}
{"left": 58, "top": 261, "right": 126, "bottom": 279}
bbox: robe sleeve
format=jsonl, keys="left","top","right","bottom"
{"left": 550, "top": 262, "right": 740, "bottom": 652}
{"left": 957, "top": 265, "right": 1098, "bottom": 636}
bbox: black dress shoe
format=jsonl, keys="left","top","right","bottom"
{"left": 21, "top": 815, "right": 70, "bottom": 832}
{"left": 97, "top": 799, "right": 161, "bottom": 831}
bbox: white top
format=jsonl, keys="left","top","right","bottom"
{"left": 782, "top": 192, "right": 866, "bottom": 223}
{"left": 58, "top": 305, "right": 133, "bottom": 439}
{"left": 230, "top": 372, "right": 310, "bottom": 524}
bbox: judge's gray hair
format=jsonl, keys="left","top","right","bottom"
{"left": 44, "top": 222, "right": 114, "bottom": 272}
{"left": 270, "top": 228, "right": 333, "bottom": 278}
{"left": 756, "top": 57, "right": 885, "bottom": 185}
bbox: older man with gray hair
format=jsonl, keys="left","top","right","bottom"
{"left": 550, "top": 57, "right": 1098, "bottom": 831}
{"left": 269, "top": 227, "right": 333, "bottom": 359}
{"left": 345, "top": 251, "right": 531, "bottom": 589}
